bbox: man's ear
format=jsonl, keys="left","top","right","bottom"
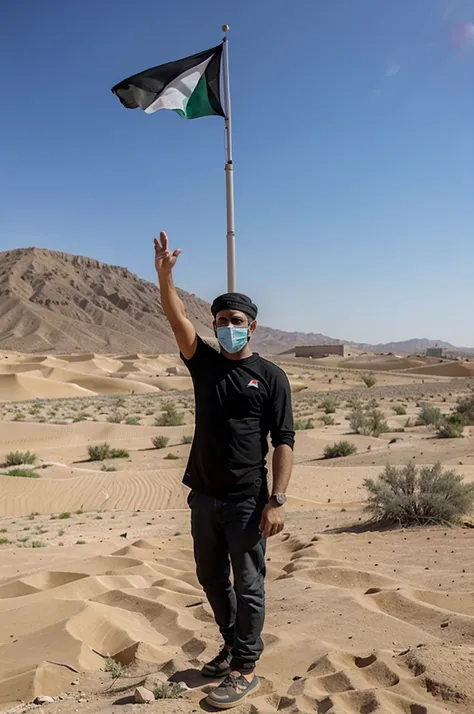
{"left": 249, "top": 320, "right": 257, "bottom": 336}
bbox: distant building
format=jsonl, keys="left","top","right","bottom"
{"left": 295, "top": 344, "right": 345, "bottom": 358}
{"left": 426, "top": 347, "right": 444, "bottom": 358}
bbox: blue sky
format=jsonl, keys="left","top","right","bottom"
{"left": 1, "top": 0, "right": 473, "bottom": 346}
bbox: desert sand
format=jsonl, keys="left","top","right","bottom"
{"left": 1, "top": 349, "right": 474, "bottom": 714}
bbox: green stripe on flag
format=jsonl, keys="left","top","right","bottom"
{"left": 174, "top": 73, "right": 220, "bottom": 120}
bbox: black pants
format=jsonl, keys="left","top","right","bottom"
{"left": 188, "top": 490, "right": 266, "bottom": 673}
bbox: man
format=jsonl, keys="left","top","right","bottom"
{"left": 154, "top": 232, "right": 294, "bottom": 709}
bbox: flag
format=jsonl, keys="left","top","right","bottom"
{"left": 112, "top": 44, "right": 225, "bottom": 120}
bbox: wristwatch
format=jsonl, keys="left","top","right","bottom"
{"left": 270, "top": 493, "right": 287, "bottom": 506}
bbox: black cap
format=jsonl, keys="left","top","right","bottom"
{"left": 211, "top": 292, "right": 258, "bottom": 321}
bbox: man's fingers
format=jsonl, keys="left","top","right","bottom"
{"left": 160, "top": 231, "right": 168, "bottom": 251}
{"left": 172, "top": 249, "right": 182, "bottom": 258}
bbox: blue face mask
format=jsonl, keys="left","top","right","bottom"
{"left": 216, "top": 326, "right": 249, "bottom": 354}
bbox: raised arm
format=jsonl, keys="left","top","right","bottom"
{"left": 154, "top": 231, "right": 197, "bottom": 360}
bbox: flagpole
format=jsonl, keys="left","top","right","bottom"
{"left": 222, "top": 25, "right": 236, "bottom": 293}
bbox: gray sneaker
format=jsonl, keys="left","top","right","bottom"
{"left": 201, "top": 646, "right": 232, "bottom": 678}
{"left": 206, "top": 673, "right": 260, "bottom": 709}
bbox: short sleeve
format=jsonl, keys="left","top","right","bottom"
{"left": 180, "top": 336, "right": 219, "bottom": 376}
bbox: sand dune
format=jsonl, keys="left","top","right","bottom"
{"left": 0, "top": 373, "right": 95, "bottom": 401}
{"left": 0, "top": 352, "right": 193, "bottom": 400}
{"left": 407, "top": 361, "right": 474, "bottom": 378}
{"left": 0, "top": 349, "right": 473, "bottom": 713}
{"left": 0, "top": 528, "right": 473, "bottom": 711}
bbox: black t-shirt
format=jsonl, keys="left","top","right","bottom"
{"left": 180, "top": 337, "right": 295, "bottom": 500}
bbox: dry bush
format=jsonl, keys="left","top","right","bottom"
{"left": 152, "top": 435, "right": 169, "bottom": 449}
{"left": 437, "top": 413, "right": 465, "bottom": 439}
{"left": 454, "top": 394, "right": 474, "bottom": 425}
{"left": 323, "top": 441, "right": 357, "bottom": 459}
{"left": 294, "top": 419, "right": 314, "bottom": 430}
{"left": 155, "top": 402, "right": 184, "bottom": 426}
{"left": 5, "top": 451, "right": 36, "bottom": 466}
{"left": 361, "top": 373, "right": 376, "bottom": 388}
{"left": 416, "top": 404, "right": 444, "bottom": 427}
{"left": 5, "top": 469, "right": 40, "bottom": 478}
{"left": 153, "top": 683, "right": 182, "bottom": 700}
{"left": 320, "top": 396, "right": 338, "bottom": 414}
{"left": 88, "top": 443, "right": 129, "bottom": 461}
{"left": 349, "top": 406, "right": 389, "bottom": 437}
{"left": 364, "top": 462, "right": 474, "bottom": 526}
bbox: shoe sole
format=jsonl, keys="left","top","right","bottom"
{"left": 206, "top": 678, "right": 260, "bottom": 709}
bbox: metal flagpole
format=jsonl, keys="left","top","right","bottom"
{"left": 222, "top": 25, "right": 236, "bottom": 293}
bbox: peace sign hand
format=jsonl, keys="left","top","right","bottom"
{"left": 154, "top": 231, "right": 182, "bottom": 274}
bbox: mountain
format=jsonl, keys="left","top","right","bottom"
{"left": 0, "top": 248, "right": 471, "bottom": 355}
{"left": 0, "top": 248, "right": 214, "bottom": 353}
{"left": 352, "top": 338, "right": 464, "bottom": 354}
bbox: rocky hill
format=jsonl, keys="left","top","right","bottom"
{"left": 0, "top": 248, "right": 214, "bottom": 353}
{"left": 0, "top": 248, "right": 471, "bottom": 355}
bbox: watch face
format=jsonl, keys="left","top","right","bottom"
{"left": 275, "top": 494, "right": 286, "bottom": 505}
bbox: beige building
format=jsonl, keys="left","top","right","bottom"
{"left": 426, "top": 347, "right": 444, "bottom": 358}
{"left": 295, "top": 344, "right": 345, "bottom": 358}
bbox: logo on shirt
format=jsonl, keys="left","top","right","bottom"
{"left": 247, "top": 379, "right": 259, "bottom": 389}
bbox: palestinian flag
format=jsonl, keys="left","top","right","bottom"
{"left": 112, "top": 45, "right": 225, "bottom": 120}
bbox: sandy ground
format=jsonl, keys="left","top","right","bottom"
{"left": 1, "top": 350, "right": 474, "bottom": 714}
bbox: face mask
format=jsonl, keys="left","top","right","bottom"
{"left": 216, "top": 326, "right": 249, "bottom": 354}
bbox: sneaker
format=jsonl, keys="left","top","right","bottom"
{"left": 206, "top": 673, "right": 260, "bottom": 709}
{"left": 201, "top": 646, "right": 232, "bottom": 678}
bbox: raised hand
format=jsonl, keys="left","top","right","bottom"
{"left": 154, "top": 231, "right": 182, "bottom": 274}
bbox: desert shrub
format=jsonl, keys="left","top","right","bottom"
{"left": 361, "top": 373, "right": 376, "bottom": 388}
{"left": 109, "top": 448, "right": 129, "bottom": 458}
{"left": 13, "top": 412, "right": 25, "bottom": 421}
{"left": 323, "top": 441, "right": 357, "bottom": 459}
{"left": 416, "top": 404, "right": 444, "bottom": 428}
{"left": 320, "top": 415, "right": 335, "bottom": 426}
{"left": 393, "top": 405, "right": 407, "bottom": 415}
{"left": 366, "top": 408, "right": 389, "bottom": 437}
{"left": 153, "top": 683, "right": 182, "bottom": 700}
{"left": 5, "top": 469, "right": 40, "bottom": 478}
{"left": 125, "top": 416, "right": 140, "bottom": 425}
{"left": 155, "top": 402, "right": 184, "bottom": 427}
{"left": 113, "top": 396, "right": 126, "bottom": 408}
{"left": 349, "top": 406, "right": 367, "bottom": 434}
{"left": 405, "top": 417, "right": 414, "bottom": 428}
{"left": 164, "top": 453, "right": 179, "bottom": 460}
{"left": 320, "top": 396, "right": 338, "bottom": 414}
{"left": 346, "top": 397, "right": 362, "bottom": 410}
{"left": 88, "top": 443, "right": 112, "bottom": 461}
{"left": 181, "top": 435, "right": 193, "bottom": 444}
{"left": 101, "top": 464, "right": 117, "bottom": 472}
{"left": 5, "top": 451, "right": 36, "bottom": 466}
{"left": 294, "top": 419, "right": 314, "bottom": 430}
{"left": 454, "top": 394, "right": 474, "bottom": 425}
{"left": 104, "top": 657, "right": 126, "bottom": 680}
{"left": 364, "top": 461, "right": 474, "bottom": 526}
{"left": 152, "top": 435, "right": 169, "bottom": 449}
{"left": 88, "top": 443, "right": 129, "bottom": 461}
{"left": 349, "top": 406, "right": 388, "bottom": 437}
{"left": 0, "top": 537, "right": 10, "bottom": 545}
{"left": 30, "top": 541, "right": 46, "bottom": 548}
{"left": 436, "top": 413, "right": 465, "bottom": 439}
{"left": 59, "top": 512, "right": 71, "bottom": 519}
{"left": 107, "top": 414, "right": 121, "bottom": 424}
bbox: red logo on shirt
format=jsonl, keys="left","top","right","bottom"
{"left": 247, "top": 379, "right": 259, "bottom": 388}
